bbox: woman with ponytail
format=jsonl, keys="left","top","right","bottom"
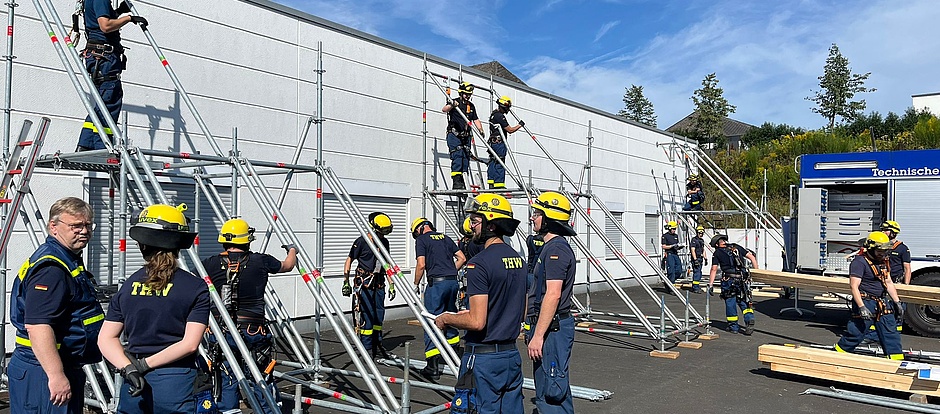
{"left": 98, "top": 204, "right": 209, "bottom": 413}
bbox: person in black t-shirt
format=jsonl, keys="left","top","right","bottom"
{"left": 682, "top": 174, "right": 704, "bottom": 211}
{"left": 836, "top": 232, "right": 904, "bottom": 359}
{"left": 525, "top": 191, "right": 577, "bottom": 413}
{"left": 436, "top": 193, "right": 525, "bottom": 414}
{"left": 707, "top": 234, "right": 758, "bottom": 335}
{"left": 201, "top": 218, "right": 297, "bottom": 413}
{"left": 343, "top": 212, "right": 396, "bottom": 359}
{"left": 99, "top": 204, "right": 208, "bottom": 412}
{"left": 412, "top": 217, "right": 466, "bottom": 380}
{"left": 661, "top": 221, "right": 684, "bottom": 289}
{"left": 442, "top": 82, "right": 483, "bottom": 190}
{"left": 486, "top": 96, "right": 524, "bottom": 189}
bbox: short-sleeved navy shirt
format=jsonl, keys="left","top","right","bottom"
{"left": 887, "top": 241, "right": 911, "bottom": 283}
{"left": 464, "top": 243, "right": 527, "bottom": 344}
{"left": 447, "top": 98, "right": 478, "bottom": 134}
{"left": 84, "top": 0, "right": 121, "bottom": 46}
{"left": 489, "top": 110, "right": 510, "bottom": 140}
{"left": 662, "top": 232, "right": 679, "bottom": 253}
{"left": 348, "top": 235, "right": 391, "bottom": 273}
{"left": 106, "top": 268, "right": 210, "bottom": 355}
{"left": 712, "top": 244, "right": 749, "bottom": 274}
{"left": 850, "top": 255, "right": 887, "bottom": 297}
{"left": 526, "top": 235, "right": 545, "bottom": 274}
{"left": 415, "top": 232, "right": 459, "bottom": 278}
{"left": 22, "top": 242, "right": 84, "bottom": 328}
{"left": 203, "top": 252, "right": 281, "bottom": 320}
{"left": 458, "top": 236, "right": 483, "bottom": 263}
{"left": 690, "top": 236, "right": 705, "bottom": 259}
{"left": 528, "top": 237, "right": 576, "bottom": 316}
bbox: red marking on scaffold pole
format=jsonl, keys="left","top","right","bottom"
{"left": 277, "top": 162, "right": 285, "bottom": 167}
{"left": 316, "top": 188, "right": 322, "bottom": 199}
{"left": 194, "top": 235, "right": 200, "bottom": 245}
{"left": 422, "top": 112, "right": 427, "bottom": 121}
{"left": 393, "top": 265, "right": 401, "bottom": 274}
{"left": 302, "top": 273, "right": 312, "bottom": 283}
{"left": 161, "top": 58, "right": 169, "bottom": 67}
{"left": 444, "top": 402, "right": 452, "bottom": 409}
{"left": 272, "top": 214, "right": 278, "bottom": 221}
{"left": 50, "top": 35, "right": 58, "bottom": 43}
{"left": 331, "top": 392, "right": 342, "bottom": 400}
{"left": 180, "top": 152, "right": 191, "bottom": 158}
{"left": 588, "top": 327, "right": 596, "bottom": 333}
{"left": 64, "top": 36, "right": 72, "bottom": 45}
{"left": 587, "top": 208, "right": 591, "bottom": 214}
{"left": 7, "top": 26, "right": 12, "bottom": 36}
{"left": 164, "top": 163, "right": 171, "bottom": 169}
{"left": 106, "top": 158, "right": 119, "bottom": 164}
{"left": 7, "top": 169, "right": 21, "bottom": 174}
{"left": 119, "top": 239, "right": 126, "bottom": 252}
{"left": 388, "top": 376, "right": 398, "bottom": 383}
{"left": 386, "top": 268, "right": 395, "bottom": 277}
{"left": 18, "top": 141, "right": 32, "bottom": 147}
{"left": 0, "top": 199, "right": 11, "bottom": 204}
{"left": 531, "top": 135, "right": 537, "bottom": 140}
{"left": 109, "top": 188, "right": 115, "bottom": 198}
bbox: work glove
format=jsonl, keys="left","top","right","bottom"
{"left": 341, "top": 279, "right": 351, "bottom": 297}
{"left": 120, "top": 364, "right": 147, "bottom": 397}
{"left": 858, "top": 306, "right": 874, "bottom": 320}
{"left": 703, "top": 258, "right": 708, "bottom": 266}
{"left": 388, "top": 283, "right": 396, "bottom": 301}
{"left": 115, "top": 1, "right": 130, "bottom": 14}
{"left": 125, "top": 351, "right": 152, "bottom": 375}
{"left": 894, "top": 301, "right": 904, "bottom": 322}
{"left": 707, "top": 286, "right": 714, "bottom": 296}
{"left": 129, "top": 15, "right": 148, "bottom": 29}
{"left": 414, "top": 284, "right": 421, "bottom": 296}
{"left": 281, "top": 243, "right": 297, "bottom": 253}
{"left": 518, "top": 120, "right": 525, "bottom": 127}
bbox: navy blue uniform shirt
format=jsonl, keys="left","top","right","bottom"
{"left": 106, "top": 268, "right": 210, "bottom": 355}
{"left": 529, "top": 236, "right": 576, "bottom": 316}
{"left": 447, "top": 98, "right": 478, "bottom": 134}
{"left": 203, "top": 251, "right": 280, "bottom": 321}
{"left": 489, "top": 110, "right": 510, "bottom": 140}
{"left": 415, "top": 232, "right": 459, "bottom": 278}
{"left": 22, "top": 241, "right": 86, "bottom": 338}
{"left": 84, "top": 0, "right": 121, "bottom": 46}
{"left": 458, "top": 236, "right": 483, "bottom": 263}
{"left": 464, "top": 243, "right": 526, "bottom": 344}
{"left": 526, "top": 235, "right": 545, "bottom": 274}
{"left": 348, "top": 235, "right": 391, "bottom": 273}
{"left": 887, "top": 241, "right": 911, "bottom": 283}
{"left": 662, "top": 232, "right": 679, "bottom": 254}
{"left": 851, "top": 255, "right": 887, "bottom": 298}
{"left": 712, "top": 244, "right": 749, "bottom": 274}
{"left": 690, "top": 236, "right": 705, "bottom": 259}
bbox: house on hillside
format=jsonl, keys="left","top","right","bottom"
{"left": 666, "top": 112, "right": 755, "bottom": 150}
{"left": 470, "top": 61, "right": 527, "bottom": 86}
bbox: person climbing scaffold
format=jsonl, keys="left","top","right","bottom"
{"left": 486, "top": 96, "right": 524, "bottom": 189}
{"left": 442, "top": 82, "right": 483, "bottom": 190}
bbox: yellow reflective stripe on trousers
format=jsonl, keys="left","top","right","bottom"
{"left": 834, "top": 344, "right": 846, "bottom": 353}
{"left": 447, "top": 336, "right": 460, "bottom": 345}
{"left": 15, "top": 336, "right": 61, "bottom": 349}
{"left": 493, "top": 183, "right": 506, "bottom": 188}
{"left": 451, "top": 172, "right": 462, "bottom": 177}
{"left": 425, "top": 348, "right": 441, "bottom": 358}
{"left": 896, "top": 325, "right": 903, "bottom": 332}
{"left": 373, "top": 325, "right": 382, "bottom": 331}
{"left": 742, "top": 308, "right": 754, "bottom": 315}
{"left": 359, "top": 329, "right": 373, "bottom": 336}
{"left": 82, "top": 122, "right": 113, "bottom": 135}
{"left": 727, "top": 316, "right": 739, "bottom": 322}
{"left": 83, "top": 314, "right": 104, "bottom": 326}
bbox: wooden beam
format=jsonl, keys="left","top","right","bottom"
{"left": 750, "top": 269, "right": 940, "bottom": 306}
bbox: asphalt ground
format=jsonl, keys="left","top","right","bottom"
{"left": 2, "top": 282, "right": 937, "bottom": 413}
{"left": 285, "top": 283, "right": 940, "bottom": 414}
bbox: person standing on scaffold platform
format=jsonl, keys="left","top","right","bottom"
{"left": 486, "top": 96, "right": 524, "bottom": 189}
{"left": 443, "top": 82, "right": 483, "bottom": 190}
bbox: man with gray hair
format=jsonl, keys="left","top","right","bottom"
{"left": 9, "top": 197, "right": 105, "bottom": 413}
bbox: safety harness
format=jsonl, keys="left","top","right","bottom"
{"left": 219, "top": 251, "right": 249, "bottom": 321}
{"left": 858, "top": 255, "right": 894, "bottom": 321}
{"left": 719, "top": 244, "right": 753, "bottom": 305}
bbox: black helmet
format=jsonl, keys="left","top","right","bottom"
{"left": 710, "top": 234, "right": 728, "bottom": 248}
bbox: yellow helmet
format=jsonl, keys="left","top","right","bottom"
{"left": 665, "top": 221, "right": 678, "bottom": 230}
{"left": 369, "top": 212, "right": 393, "bottom": 235}
{"left": 863, "top": 231, "right": 891, "bottom": 250}
{"left": 130, "top": 203, "right": 196, "bottom": 250}
{"left": 462, "top": 216, "right": 473, "bottom": 236}
{"left": 696, "top": 225, "right": 705, "bottom": 233}
{"left": 531, "top": 191, "right": 572, "bottom": 222}
{"left": 411, "top": 217, "right": 435, "bottom": 239}
{"left": 880, "top": 220, "right": 900, "bottom": 234}
{"left": 218, "top": 218, "right": 255, "bottom": 244}
{"left": 497, "top": 95, "right": 512, "bottom": 108}
{"left": 465, "top": 193, "right": 514, "bottom": 221}
{"left": 458, "top": 82, "right": 474, "bottom": 95}
{"left": 688, "top": 174, "right": 699, "bottom": 181}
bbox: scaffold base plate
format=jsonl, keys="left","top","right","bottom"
{"left": 677, "top": 341, "right": 703, "bottom": 349}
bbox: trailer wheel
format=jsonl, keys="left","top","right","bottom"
{"left": 906, "top": 272, "right": 940, "bottom": 338}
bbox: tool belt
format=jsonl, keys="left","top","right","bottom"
{"left": 860, "top": 292, "right": 892, "bottom": 320}
{"left": 428, "top": 275, "right": 457, "bottom": 286}
{"left": 488, "top": 136, "right": 503, "bottom": 145}
{"left": 526, "top": 311, "right": 572, "bottom": 332}
{"left": 448, "top": 128, "right": 471, "bottom": 139}
{"left": 83, "top": 40, "right": 124, "bottom": 56}
{"left": 464, "top": 341, "right": 516, "bottom": 354}
{"left": 355, "top": 267, "right": 384, "bottom": 290}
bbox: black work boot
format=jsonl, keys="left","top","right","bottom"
{"left": 743, "top": 320, "right": 755, "bottom": 336}
{"left": 373, "top": 333, "right": 392, "bottom": 360}
{"left": 452, "top": 174, "right": 466, "bottom": 190}
{"left": 419, "top": 355, "right": 442, "bottom": 381}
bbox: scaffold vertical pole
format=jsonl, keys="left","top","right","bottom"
{"left": 585, "top": 120, "right": 593, "bottom": 314}
{"left": 313, "top": 41, "right": 325, "bottom": 372}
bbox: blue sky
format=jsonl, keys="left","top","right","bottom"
{"left": 276, "top": 0, "right": 940, "bottom": 130}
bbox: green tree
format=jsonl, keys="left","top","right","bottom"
{"left": 618, "top": 84, "right": 657, "bottom": 127}
{"left": 689, "top": 73, "right": 736, "bottom": 147}
{"left": 807, "top": 43, "right": 875, "bottom": 130}
{"left": 741, "top": 122, "right": 805, "bottom": 147}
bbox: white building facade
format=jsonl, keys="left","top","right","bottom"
{"left": 1, "top": 0, "right": 693, "bottom": 341}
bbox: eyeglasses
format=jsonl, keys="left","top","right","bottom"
{"left": 58, "top": 220, "right": 96, "bottom": 232}
{"left": 469, "top": 218, "right": 483, "bottom": 227}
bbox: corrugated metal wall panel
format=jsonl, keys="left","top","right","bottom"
{"left": 322, "top": 194, "right": 408, "bottom": 275}
{"left": 894, "top": 180, "right": 940, "bottom": 257}
{"left": 88, "top": 179, "right": 231, "bottom": 284}
{"left": 645, "top": 214, "right": 660, "bottom": 256}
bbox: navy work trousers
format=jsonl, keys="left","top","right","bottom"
{"left": 458, "top": 347, "right": 524, "bottom": 414}
{"left": 118, "top": 366, "right": 196, "bottom": 414}
{"left": 665, "top": 253, "right": 683, "bottom": 283}
{"left": 77, "top": 51, "right": 124, "bottom": 150}
{"left": 486, "top": 140, "right": 507, "bottom": 188}
{"left": 424, "top": 279, "right": 459, "bottom": 357}
{"left": 722, "top": 278, "right": 754, "bottom": 332}
{"left": 8, "top": 353, "right": 86, "bottom": 414}
{"left": 446, "top": 132, "right": 470, "bottom": 176}
{"left": 356, "top": 278, "right": 386, "bottom": 350}
{"left": 524, "top": 316, "right": 575, "bottom": 414}
{"left": 837, "top": 298, "right": 903, "bottom": 360}
{"left": 217, "top": 326, "right": 279, "bottom": 414}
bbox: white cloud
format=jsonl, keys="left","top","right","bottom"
{"left": 594, "top": 20, "right": 620, "bottom": 43}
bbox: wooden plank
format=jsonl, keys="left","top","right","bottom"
{"left": 758, "top": 345, "right": 902, "bottom": 373}
{"left": 760, "top": 354, "right": 914, "bottom": 385}
{"left": 698, "top": 333, "right": 719, "bottom": 340}
{"left": 768, "top": 362, "right": 940, "bottom": 396}
{"left": 649, "top": 350, "right": 680, "bottom": 359}
{"left": 750, "top": 269, "right": 940, "bottom": 306}
{"left": 677, "top": 341, "right": 703, "bottom": 349}
{"left": 407, "top": 319, "right": 422, "bottom": 326}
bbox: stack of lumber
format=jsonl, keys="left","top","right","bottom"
{"left": 749, "top": 269, "right": 940, "bottom": 306}
{"left": 758, "top": 344, "right": 940, "bottom": 396}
